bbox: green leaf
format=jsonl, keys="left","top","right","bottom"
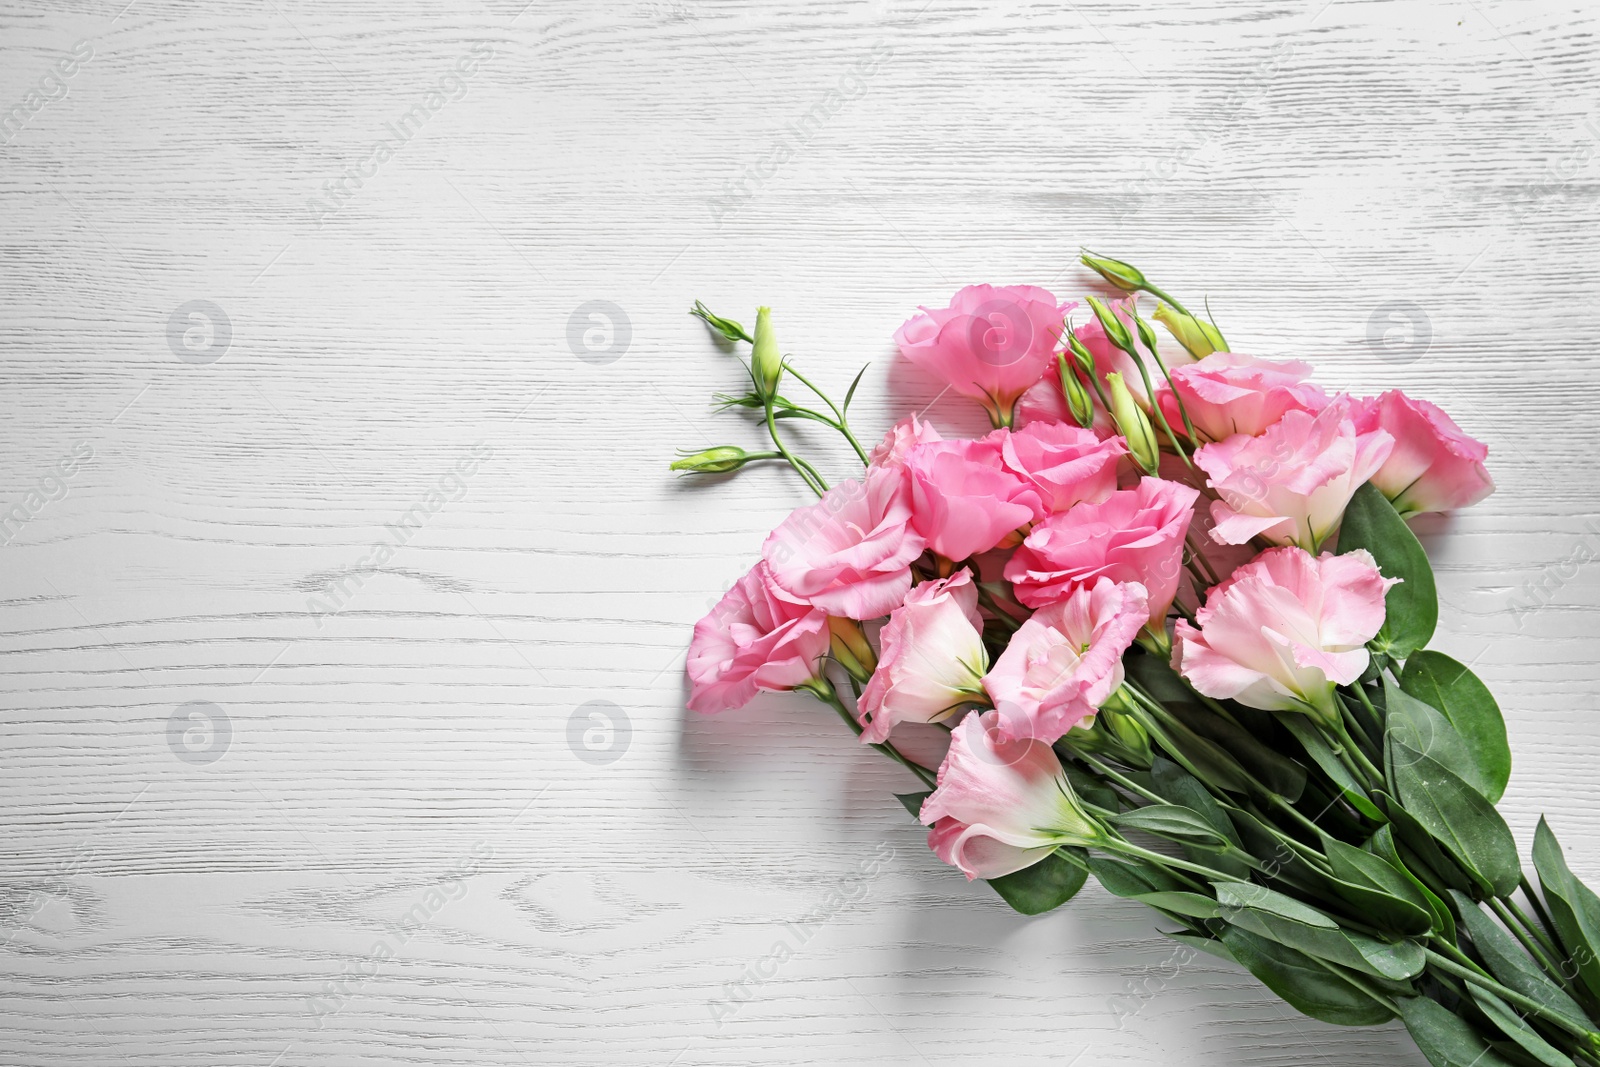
{"left": 1447, "top": 891, "right": 1591, "bottom": 1034}
{"left": 1401, "top": 651, "right": 1511, "bottom": 803}
{"left": 1163, "top": 929, "right": 1236, "bottom": 964}
{"left": 1532, "top": 817, "right": 1600, "bottom": 1002}
{"left": 987, "top": 848, "right": 1089, "bottom": 915}
{"left": 1388, "top": 737, "right": 1521, "bottom": 897}
{"left": 1336, "top": 481, "right": 1438, "bottom": 658}
{"left": 1217, "top": 926, "right": 1395, "bottom": 1026}
{"left": 1133, "top": 891, "right": 1222, "bottom": 919}
{"left": 1395, "top": 995, "right": 1519, "bottom": 1067}
{"left": 1322, "top": 836, "right": 1436, "bottom": 936}
{"left": 895, "top": 791, "right": 930, "bottom": 819}
{"left": 1147, "top": 759, "right": 1253, "bottom": 879}
{"left": 1062, "top": 763, "right": 1119, "bottom": 813}
{"left": 1162, "top": 701, "right": 1307, "bottom": 801}
{"left": 1369, "top": 824, "right": 1456, "bottom": 940}
{"left": 1384, "top": 678, "right": 1494, "bottom": 800}
{"left": 1225, "top": 805, "right": 1328, "bottom": 896}
{"left": 1277, "top": 714, "right": 1385, "bottom": 821}
{"left": 1466, "top": 987, "right": 1574, "bottom": 1067}
{"left": 1215, "top": 882, "right": 1426, "bottom": 981}
{"left": 1112, "top": 805, "right": 1233, "bottom": 849}
{"left": 841, "top": 364, "right": 869, "bottom": 417}
{"left": 1376, "top": 790, "right": 1480, "bottom": 897}
{"left": 1088, "top": 855, "right": 1186, "bottom": 900}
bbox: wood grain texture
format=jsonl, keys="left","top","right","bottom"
{"left": 3, "top": 0, "right": 1599, "bottom": 1063}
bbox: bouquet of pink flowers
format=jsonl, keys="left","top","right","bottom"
{"left": 675, "top": 254, "right": 1600, "bottom": 1067}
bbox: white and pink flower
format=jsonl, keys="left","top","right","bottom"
{"left": 1172, "top": 546, "right": 1396, "bottom": 722}
{"left": 858, "top": 570, "right": 988, "bottom": 743}
{"left": 920, "top": 710, "right": 1102, "bottom": 880}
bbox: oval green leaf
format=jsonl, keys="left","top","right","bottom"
{"left": 1336, "top": 482, "right": 1438, "bottom": 658}
{"left": 1401, "top": 651, "right": 1510, "bottom": 803}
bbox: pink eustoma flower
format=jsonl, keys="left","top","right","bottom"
{"left": 1155, "top": 352, "right": 1329, "bottom": 442}
{"left": 857, "top": 569, "right": 988, "bottom": 743}
{"left": 919, "top": 709, "right": 1102, "bottom": 880}
{"left": 905, "top": 435, "right": 1040, "bottom": 562}
{"left": 1004, "top": 477, "right": 1199, "bottom": 633}
{"left": 1352, "top": 391, "right": 1494, "bottom": 517}
{"left": 1195, "top": 396, "right": 1394, "bottom": 551}
{"left": 894, "top": 284, "right": 1074, "bottom": 426}
{"left": 997, "top": 421, "right": 1127, "bottom": 514}
{"left": 867, "top": 414, "right": 943, "bottom": 470}
{"left": 686, "top": 562, "right": 831, "bottom": 713}
{"left": 1172, "top": 546, "right": 1396, "bottom": 723}
{"left": 763, "top": 466, "right": 927, "bottom": 620}
{"left": 982, "top": 578, "right": 1148, "bottom": 744}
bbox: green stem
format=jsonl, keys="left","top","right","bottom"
{"left": 764, "top": 398, "right": 827, "bottom": 496}
{"left": 1141, "top": 282, "right": 1192, "bottom": 318}
{"left": 1073, "top": 751, "right": 1166, "bottom": 806}
{"left": 1102, "top": 838, "right": 1246, "bottom": 885}
{"left": 782, "top": 365, "right": 872, "bottom": 466}
{"left": 1521, "top": 876, "right": 1566, "bottom": 952}
{"left": 1489, "top": 896, "right": 1573, "bottom": 993}
{"left": 1425, "top": 946, "right": 1600, "bottom": 1041}
{"left": 801, "top": 676, "right": 936, "bottom": 789}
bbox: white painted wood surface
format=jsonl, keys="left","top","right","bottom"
{"left": 3, "top": 1, "right": 1599, "bottom": 1063}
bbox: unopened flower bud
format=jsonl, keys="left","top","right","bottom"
{"left": 1100, "top": 705, "right": 1153, "bottom": 767}
{"left": 1085, "top": 295, "right": 1136, "bottom": 354}
{"left": 1081, "top": 251, "right": 1146, "bottom": 292}
{"left": 1153, "top": 303, "right": 1225, "bottom": 358}
{"left": 1058, "top": 354, "right": 1095, "bottom": 428}
{"left": 670, "top": 445, "right": 768, "bottom": 474}
{"left": 690, "top": 300, "right": 752, "bottom": 344}
{"left": 1106, "top": 372, "right": 1159, "bottom": 474}
{"left": 1067, "top": 330, "right": 1097, "bottom": 378}
{"left": 750, "top": 306, "right": 783, "bottom": 398}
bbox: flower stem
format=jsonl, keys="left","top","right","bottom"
{"left": 1425, "top": 945, "right": 1600, "bottom": 1041}
{"left": 781, "top": 364, "right": 872, "bottom": 466}
{"left": 764, "top": 397, "right": 827, "bottom": 496}
{"left": 801, "top": 676, "right": 937, "bottom": 789}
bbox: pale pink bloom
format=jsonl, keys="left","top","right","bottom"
{"left": 905, "top": 435, "right": 1040, "bottom": 562}
{"left": 894, "top": 285, "right": 1074, "bottom": 425}
{"left": 687, "top": 562, "right": 830, "bottom": 713}
{"left": 1172, "top": 547, "right": 1396, "bottom": 721}
{"left": 1195, "top": 396, "right": 1394, "bottom": 551}
{"left": 997, "top": 421, "right": 1126, "bottom": 514}
{"left": 983, "top": 578, "right": 1149, "bottom": 744}
{"left": 920, "top": 710, "right": 1102, "bottom": 880}
{"left": 763, "top": 467, "right": 927, "bottom": 620}
{"left": 1004, "top": 478, "right": 1199, "bottom": 630}
{"left": 858, "top": 570, "right": 988, "bottom": 743}
{"left": 868, "top": 414, "right": 944, "bottom": 471}
{"left": 1352, "top": 391, "right": 1494, "bottom": 517}
{"left": 1155, "top": 352, "right": 1329, "bottom": 442}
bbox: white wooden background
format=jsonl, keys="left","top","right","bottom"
{"left": 3, "top": 0, "right": 1599, "bottom": 1064}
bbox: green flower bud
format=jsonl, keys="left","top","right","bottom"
{"left": 1081, "top": 251, "right": 1146, "bottom": 292}
{"left": 670, "top": 445, "right": 774, "bottom": 474}
{"left": 690, "top": 300, "right": 752, "bottom": 344}
{"left": 1101, "top": 706, "right": 1153, "bottom": 767}
{"left": 1106, "top": 372, "right": 1160, "bottom": 475}
{"left": 1085, "top": 295, "right": 1136, "bottom": 354}
{"left": 1067, "top": 330, "right": 1097, "bottom": 378}
{"left": 1058, "top": 354, "right": 1095, "bottom": 429}
{"left": 750, "top": 305, "right": 783, "bottom": 398}
{"left": 1153, "top": 303, "right": 1224, "bottom": 358}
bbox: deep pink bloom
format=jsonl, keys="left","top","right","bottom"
{"left": 868, "top": 414, "right": 944, "bottom": 471}
{"left": 858, "top": 570, "right": 987, "bottom": 743}
{"left": 905, "top": 435, "right": 1039, "bottom": 562}
{"left": 997, "top": 421, "right": 1126, "bottom": 514}
{"left": 1352, "top": 391, "right": 1494, "bottom": 517}
{"left": 686, "top": 562, "right": 830, "bottom": 713}
{"left": 1195, "top": 396, "right": 1394, "bottom": 551}
{"left": 1004, "top": 477, "right": 1199, "bottom": 630}
{"left": 1155, "top": 352, "right": 1329, "bottom": 442}
{"left": 894, "top": 285, "right": 1074, "bottom": 425}
{"left": 920, "top": 710, "right": 1102, "bottom": 880}
{"left": 763, "top": 467, "right": 927, "bottom": 620}
{"left": 982, "top": 578, "right": 1148, "bottom": 744}
{"left": 1172, "top": 547, "right": 1396, "bottom": 721}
